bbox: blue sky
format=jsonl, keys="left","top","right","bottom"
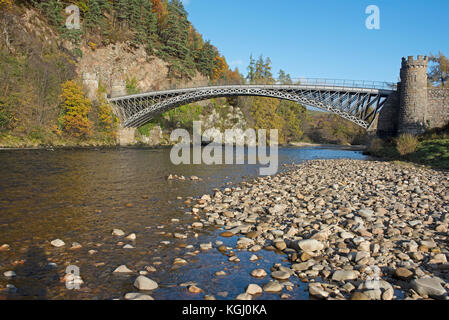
{"left": 182, "top": 0, "right": 448, "bottom": 83}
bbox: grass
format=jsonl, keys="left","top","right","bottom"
{"left": 409, "top": 139, "right": 449, "bottom": 169}
{"left": 366, "top": 134, "right": 449, "bottom": 170}
{"left": 0, "top": 131, "right": 118, "bottom": 149}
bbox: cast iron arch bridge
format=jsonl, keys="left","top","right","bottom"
{"left": 108, "top": 79, "right": 397, "bottom": 130}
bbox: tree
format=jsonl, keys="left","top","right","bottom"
{"left": 212, "top": 55, "right": 228, "bottom": 82}
{"left": 247, "top": 54, "right": 256, "bottom": 83}
{"left": 278, "top": 69, "right": 292, "bottom": 84}
{"left": 277, "top": 100, "right": 306, "bottom": 142}
{"left": 84, "top": 0, "right": 110, "bottom": 31}
{"left": 150, "top": 0, "right": 168, "bottom": 32}
{"left": 196, "top": 40, "right": 218, "bottom": 78}
{"left": 428, "top": 52, "right": 449, "bottom": 87}
{"left": 59, "top": 80, "right": 93, "bottom": 138}
{"left": 160, "top": 0, "right": 191, "bottom": 76}
{"left": 0, "top": 0, "right": 12, "bottom": 10}
{"left": 97, "top": 85, "right": 118, "bottom": 138}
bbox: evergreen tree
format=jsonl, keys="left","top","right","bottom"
{"left": 247, "top": 54, "right": 256, "bottom": 84}
{"left": 195, "top": 40, "right": 217, "bottom": 79}
{"left": 84, "top": 0, "right": 110, "bottom": 31}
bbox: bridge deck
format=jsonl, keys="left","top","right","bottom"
{"left": 109, "top": 84, "right": 395, "bottom": 101}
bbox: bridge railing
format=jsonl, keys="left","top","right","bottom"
{"left": 158, "top": 78, "right": 397, "bottom": 92}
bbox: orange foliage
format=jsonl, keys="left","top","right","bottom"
{"left": 59, "top": 81, "right": 93, "bottom": 139}
{"left": 150, "top": 0, "right": 168, "bottom": 28}
{"left": 225, "top": 68, "right": 242, "bottom": 84}
{"left": 212, "top": 55, "right": 229, "bottom": 81}
{"left": 0, "top": 0, "right": 12, "bottom": 10}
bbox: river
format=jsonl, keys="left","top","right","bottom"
{"left": 0, "top": 146, "right": 367, "bottom": 300}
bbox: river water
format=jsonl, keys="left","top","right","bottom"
{"left": 0, "top": 146, "right": 367, "bottom": 300}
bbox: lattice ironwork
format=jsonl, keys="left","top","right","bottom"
{"left": 108, "top": 84, "right": 395, "bottom": 130}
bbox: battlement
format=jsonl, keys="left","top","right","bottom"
{"left": 401, "top": 55, "right": 429, "bottom": 68}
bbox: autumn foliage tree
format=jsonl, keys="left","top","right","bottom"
{"left": 59, "top": 81, "right": 93, "bottom": 139}
{"left": 97, "top": 85, "right": 118, "bottom": 139}
{"left": 428, "top": 51, "right": 448, "bottom": 87}
{"left": 0, "top": 0, "right": 12, "bottom": 10}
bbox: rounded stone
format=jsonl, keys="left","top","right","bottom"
{"left": 236, "top": 293, "right": 253, "bottom": 300}
{"left": 251, "top": 269, "right": 267, "bottom": 278}
{"left": 297, "top": 239, "right": 324, "bottom": 252}
{"left": 246, "top": 284, "right": 263, "bottom": 295}
{"left": 188, "top": 285, "right": 203, "bottom": 294}
{"left": 350, "top": 292, "right": 371, "bottom": 300}
{"left": 134, "top": 276, "right": 158, "bottom": 291}
{"left": 51, "top": 239, "right": 65, "bottom": 248}
{"left": 271, "top": 271, "right": 291, "bottom": 280}
{"left": 112, "top": 229, "right": 125, "bottom": 236}
{"left": 220, "top": 231, "right": 234, "bottom": 238}
{"left": 394, "top": 268, "right": 414, "bottom": 281}
{"left": 263, "top": 281, "right": 283, "bottom": 293}
{"left": 124, "top": 293, "right": 154, "bottom": 300}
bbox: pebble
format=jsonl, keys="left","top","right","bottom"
{"left": 250, "top": 255, "right": 259, "bottom": 261}
{"left": 251, "top": 269, "right": 267, "bottom": 278}
{"left": 113, "top": 265, "right": 133, "bottom": 274}
{"left": 236, "top": 293, "right": 252, "bottom": 300}
{"left": 350, "top": 292, "right": 371, "bottom": 300}
{"left": 263, "top": 280, "right": 283, "bottom": 293}
{"left": 192, "top": 222, "right": 203, "bottom": 229}
{"left": 134, "top": 276, "right": 158, "bottom": 291}
{"left": 246, "top": 284, "right": 263, "bottom": 295}
{"left": 3, "top": 271, "right": 16, "bottom": 278}
{"left": 296, "top": 239, "right": 324, "bottom": 252}
{"left": 308, "top": 283, "right": 329, "bottom": 299}
{"left": 188, "top": 285, "right": 203, "bottom": 294}
{"left": 271, "top": 271, "right": 291, "bottom": 280}
{"left": 332, "top": 270, "right": 359, "bottom": 282}
{"left": 410, "top": 278, "right": 448, "bottom": 299}
{"left": 126, "top": 233, "right": 136, "bottom": 241}
{"left": 124, "top": 293, "right": 154, "bottom": 300}
{"left": 200, "top": 243, "right": 212, "bottom": 251}
{"left": 395, "top": 268, "right": 414, "bottom": 281}
{"left": 50, "top": 239, "right": 65, "bottom": 248}
{"left": 112, "top": 229, "right": 125, "bottom": 236}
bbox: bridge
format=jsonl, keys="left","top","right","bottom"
{"left": 82, "top": 56, "right": 448, "bottom": 145}
{"left": 108, "top": 79, "right": 396, "bottom": 130}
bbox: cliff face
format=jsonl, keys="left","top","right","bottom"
{"left": 77, "top": 42, "right": 208, "bottom": 94}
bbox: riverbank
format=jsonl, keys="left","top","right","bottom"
{"left": 289, "top": 142, "right": 366, "bottom": 151}
{"left": 366, "top": 138, "right": 449, "bottom": 170}
{"left": 193, "top": 159, "right": 449, "bottom": 300}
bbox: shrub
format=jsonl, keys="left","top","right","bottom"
{"left": 366, "top": 137, "right": 384, "bottom": 155}
{"left": 396, "top": 134, "right": 419, "bottom": 156}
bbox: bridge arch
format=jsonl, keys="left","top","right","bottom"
{"left": 108, "top": 84, "right": 395, "bottom": 130}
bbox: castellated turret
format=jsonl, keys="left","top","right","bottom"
{"left": 397, "top": 55, "right": 429, "bottom": 134}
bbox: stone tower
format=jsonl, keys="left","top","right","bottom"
{"left": 397, "top": 55, "right": 429, "bottom": 135}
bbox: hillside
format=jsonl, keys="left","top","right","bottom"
{"left": 0, "top": 0, "right": 243, "bottom": 147}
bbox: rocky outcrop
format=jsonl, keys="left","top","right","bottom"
{"left": 77, "top": 42, "right": 208, "bottom": 94}
{"left": 201, "top": 105, "right": 253, "bottom": 146}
